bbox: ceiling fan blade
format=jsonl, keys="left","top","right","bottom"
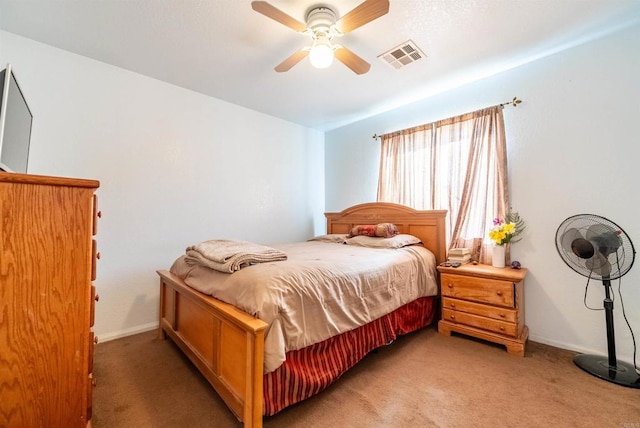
{"left": 335, "top": 46, "right": 371, "bottom": 74}
{"left": 335, "top": 0, "right": 390, "bottom": 34}
{"left": 251, "top": 1, "right": 307, "bottom": 33}
{"left": 274, "top": 49, "right": 309, "bottom": 72}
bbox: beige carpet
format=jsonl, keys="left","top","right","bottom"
{"left": 93, "top": 327, "right": 640, "bottom": 427}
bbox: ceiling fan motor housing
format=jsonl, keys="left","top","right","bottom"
{"left": 306, "top": 7, "right": 337, "bottom": 35}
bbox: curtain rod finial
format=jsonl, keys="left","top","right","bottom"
{"left": 501, "top": 96, "right": 522, "bottom": 107}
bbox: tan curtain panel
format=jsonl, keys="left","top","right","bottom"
{"left": 377, "top": 106, "right": 508, "bottom": 264}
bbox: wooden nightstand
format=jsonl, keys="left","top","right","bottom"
{"left": 437, "top": 263, "right": 528, "bottom": 356}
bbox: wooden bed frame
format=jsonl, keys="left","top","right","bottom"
{"left": 157, "top": 202, "right": 447, "bottom": 428}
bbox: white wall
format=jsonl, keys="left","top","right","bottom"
{"left": 3, "top": 19, "right": 640, "bottom": 364}
{"left": 326, "top": 24, "right": 640, "bottom": 363}
{"left": 0, "top": 31, "right": 325, "bottom": 341}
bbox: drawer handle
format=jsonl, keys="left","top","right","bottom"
{"left": 448, "top": 283, "right": 453, "bottom": 288}
{"left": 95, "top": 294, "right": 100, "bottom": 302}
{"left": 499, "top": 327, "right": 505, "bottom": 331}
{"left": 94, "top": 336, "right": 99, "bottom": 344}
{"left": 450, "top": 315, "right": 456, "bottom": 320}
{"left": 449, "top": 303, "right": 456, "bottom": 308}
{"left": 97, "top": 211, "right": 102, "bottom": 218}
{"left": 496, "top": 291, "right": 503, "bottom": 296}
{"left": 96, "top": 252, "right": 101, "bottom": 260}
{"left": 499, "top": 313, "right": 505, "bottom": 318}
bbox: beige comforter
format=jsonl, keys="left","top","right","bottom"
{"left": 170, "top": 240, "right": 438, "bottom": 373}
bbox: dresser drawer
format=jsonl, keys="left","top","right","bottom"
{"left": 90, "top": 285, "right": 96, "bottom": 327}
{"left": 88, "top": 331, "right": 95, "bottom": 374}
{"left": 442, "top": 297, "right": 517, "bottom": 323}
{"left": 92, "top": 194, "right": 100, "bottom": 236}
{"left": 442, "top": 308, "right": 517, "bottom": 337}
{"left": 91, "top": 239, "right": 100, "bottom": 281}
{"left": 441, "top": 273, "right": 515, "bottom": 307}
{"left": 87, "top": 373, "right": 94, "bottom": 421}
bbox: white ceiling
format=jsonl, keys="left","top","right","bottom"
{"left": 1, "top": 0, "right": 639, "bottom": 131}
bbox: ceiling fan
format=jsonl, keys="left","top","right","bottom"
{"left": 251, "top": 0, "right": 390, "bottom": 74}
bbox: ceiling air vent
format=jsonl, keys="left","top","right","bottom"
{"left": 378, "top": 40, "right": 426, "bottom": 69}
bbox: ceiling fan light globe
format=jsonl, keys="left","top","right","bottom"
{"left": 309, "top": 44, "right": 334, "bottom": 69}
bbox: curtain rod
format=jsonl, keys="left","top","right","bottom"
{"left": 372, "top": 96, "right": 523, "bottom": 139}
{"left": 500, "top": 96, "right": 522, "bottom": 107}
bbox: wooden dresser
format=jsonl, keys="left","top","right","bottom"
{"left": 0, "top": 172, "right": 100, "bottom": 427}
{"left": 437, "top": 263, "right": 528, "bottom": 356}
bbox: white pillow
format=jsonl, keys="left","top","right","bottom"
{"left": 308, "top": 234, "right": 348, "bottom": 244}
{"left": 345, "top": 234, "right": 422, "bottom": 249}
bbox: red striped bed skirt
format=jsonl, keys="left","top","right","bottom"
{"left": 263, "top": 296, "right": 436, "bottom": 416}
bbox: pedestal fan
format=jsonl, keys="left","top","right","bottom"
{"left": 555, "top": 214, "right": 639, "bottom": 388}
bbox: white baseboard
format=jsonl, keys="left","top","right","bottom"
{"left": 97, "top": 321, "right": 159, "bottom": 343}
{"left": 529, "top": 333, "right": 638, "bottom": 366}
{"left": 529, "top": 333, "right": 603, "bottom": 356}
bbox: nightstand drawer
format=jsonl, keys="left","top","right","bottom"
{"left": 442, "top": 297, "right": 517, "bottom": 323}
{"left": 442, "top": 308, "right": 517, "bottom": 337}
{"left": 441, "top": 273, "right": 515, "bottom": 307}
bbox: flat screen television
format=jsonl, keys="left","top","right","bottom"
{"left": 0, "top": 64, "right": 33, "bottom": 173}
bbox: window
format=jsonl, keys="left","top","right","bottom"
{"left": 377, "top": 106, "right": 508, "bottom": 263}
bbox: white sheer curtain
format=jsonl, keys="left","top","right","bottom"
{"left": 377, "top": 106, "right": 508, "bottom": 264}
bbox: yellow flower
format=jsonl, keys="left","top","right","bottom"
{"left": 488, "top": 217, "right": 524, "bottom": 246}
{"left": 503, "top": 223, "right": 515, "bottom": 234}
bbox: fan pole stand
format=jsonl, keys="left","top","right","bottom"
{"left": 573, "top": 279, "right": 640, "bottom": 388}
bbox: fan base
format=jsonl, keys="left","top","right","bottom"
{"left": 574, "top": 354, "right": 640, "bottom": 388}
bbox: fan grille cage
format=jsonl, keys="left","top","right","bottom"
{"left": 555, "top": 214, "right": 635, "bottom": 280}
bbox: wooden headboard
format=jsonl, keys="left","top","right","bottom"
{"left": 325, "top": 202, "right": 447, "bottom": 264}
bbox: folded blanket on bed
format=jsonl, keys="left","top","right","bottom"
{"left": 184, "top": 239, "right": 287, "bottom": 273}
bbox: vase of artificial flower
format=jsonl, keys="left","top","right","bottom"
{"left": 492, "top": 245, "right": 506, "bottom": 268}
{"left": 489, "top": 212, "right": 525, "bottom": 268}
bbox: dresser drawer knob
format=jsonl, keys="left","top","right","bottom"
{"left": 95, "top": 294, "right": 100, "bottom": 302}
{"left": 96, "top": 252, "right": 101, "bottom": 260}
{"left": 450, "top": 315, "right": 456, "bottom": 320}
{"left": 94, "top": 336, "right": 99, "bottom": 344}
{"left": 499, "top": 327, "right": 505, "bottom": 331}
{"left": 448, "top": 283, "right": 453, "bottom": 288}
{"left": 496, "top": 291, "right": 503, "bottom": 296}
{"left": 449, "top": 303, "right": 456, "bottom": 308}
{"left": 499, "top": 313, "right": 505, "bottom": 318}
{"left": 97, "top": 211, "right": 102, "bottom": 218}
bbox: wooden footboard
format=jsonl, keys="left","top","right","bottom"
{"left": 157, "top": 270, "right": 267, "bottom": 428}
